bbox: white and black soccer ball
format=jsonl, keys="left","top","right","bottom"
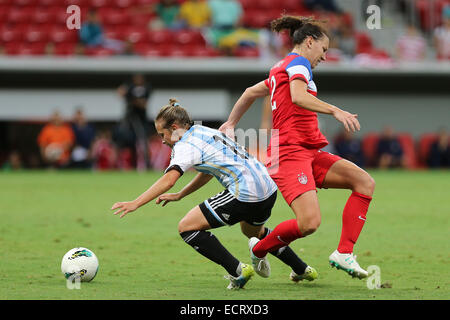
{"left": 61, "top": 247, "right": 99, "bottom": 282}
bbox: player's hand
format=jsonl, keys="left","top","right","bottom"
{"left": 332, "top": 108, "right": 360, "bottom": 132}
{"left": 156, "top": 193, "right": 182, "bottom": 207}
{"left": 218, "top": 121, "right": 235, "bottom": 139}
{"left": 111, "top": 201, "right": 138, "bottom": 218}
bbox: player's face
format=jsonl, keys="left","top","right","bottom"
{"left": 155, "top": 120, "right": 185, "bottom": 148}
{"left": 310, "top": 36, "right": 329, "bottom": 69}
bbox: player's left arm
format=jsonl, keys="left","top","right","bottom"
{"left": 111, "top": 170, "right": 181, "bottom": 218}
{"left": 156, "top": 172, "right": 214, "bottom": 206}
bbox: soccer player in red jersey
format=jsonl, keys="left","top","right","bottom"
{"left": 220, "top": 16, "right": 375, "bottom": 279}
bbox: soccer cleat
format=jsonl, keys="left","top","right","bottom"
{"left": 329, "top": 250, "right": 368, "bottom": 279}
{"left": 224, "top": 263, "right": 255, "bottom": 290}
{"left": 248, "top": 237, "right": 271, "bottom": 278}
{"left": 290, "top": 266, "right": 318, "bottom": 282}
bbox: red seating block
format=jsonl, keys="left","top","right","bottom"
{"left": 173, "top": 30, "right": 205, "bottom": 46}
{"left": 362, "top": 133, "right": 380, "bottom": 167}
{"left": 48, "top": 27, "right": 79, "bottom": 43}
{"left": 418, "top": 133, "right": 438, "bottom": 167}
{"left": 148, "top": 29, "right": 172, "bottom": 45}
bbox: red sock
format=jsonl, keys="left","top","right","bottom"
{"left": 337, "top": 191, "right": 372, "bottom": 254}
{"left": 253, "top": 219, "right": 303, "bottom": 258}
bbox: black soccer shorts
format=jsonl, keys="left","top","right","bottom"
{"left": 199, "top": 189, "right": 277, "bottom": 229}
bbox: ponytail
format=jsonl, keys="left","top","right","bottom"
{"left": 156, "top": 98, "right": 192, "bottom": 129}
{"left": 271, "top": 15, "right": 328, "bottom": 45}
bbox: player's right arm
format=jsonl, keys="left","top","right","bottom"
{"left": 156, "top": 172, "right": 214, "bottom": 206}
{"left": 290, "top": 79, "right": 360, "bottom": 132}
{"left": 219, "top": 80, "right": 270, "bottom": 137}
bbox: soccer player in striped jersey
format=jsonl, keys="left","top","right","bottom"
{"left": 220, "top": 16, "right": 376, "bottom": 279}
{"left": 111, "top": 98, "right": 317, "bottom": 290}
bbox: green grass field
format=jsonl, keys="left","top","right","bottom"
{"left": 0, "top": 169, "right": 449, "bottom": 300}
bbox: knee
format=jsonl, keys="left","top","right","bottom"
{"left": 178, "top": 217, "right": 189, "bottom": 234}
{"left": 298, "top": 216, "right": 321, "bottom": 236}
{"left": 354, "top": 172, "right": 376, "bottom": 196}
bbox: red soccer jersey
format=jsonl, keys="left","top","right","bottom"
{"left": 264, "top": 53, "right": 328, "bottom": 149}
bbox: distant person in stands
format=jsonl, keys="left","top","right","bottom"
{"left": 70, "top": 108, "right": 96, "bottom": 169}
{"left": 37, "top": 110, "right": 75, "bottom": 168}
{"left": 433, "top": 5, "right": 450, "bottom": 60}
{"left": 334, "top": 129, "right": 365, "bottom": 168}
{"left": 206, "top": 0, "right": 243, "bottom": 48}
{"left": 179, "top": 0, "right": 211, "bottom": 30}
{"left": 396, "top": 23, "right": 427, "bottom": 62}
{"left": 79, "top": 9, "right": 124, "bottom": 53}
{"left": 2, "top": 150, "right": 22, "bottom": 171}
{"left": 152, "top": 0, "right": 182, "bottom": 29}
{"left": 428, "top": 128, "right": 450, "bottom": 168}
{"left": 117, "top": 74, "right": 152, "bottom": 170}
{"left": 376, "top": 126, "right": 405, "bottom": 169}
{"left": 92, "top": 130, "right": 118, "bottom": 170}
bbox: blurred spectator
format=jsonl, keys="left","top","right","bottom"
{"left": 45, "top": 43, "right": 55, "bottom": 56}
{"left": 148, "top": 134, "right": 172, "bottom": 170}
{"left": 117, "top": 74, "right": 152, "bottom": 170}
{"left": 70, "top": 108, "right": 96, "bottom": 169}
{"left": 179, "top": 0, "right": 211, "bottom": 30}
{"left": 336, "top": 23, "right": 356, "bottom": 58}
{"left": 206, "top": 0, "right": 243, "bottom": 48}
{"left": 396, "top": 24, "right": 427, "bottom": 62}
{"left": 428, "top": 128, "right": 450, "bottom": 168}
{"left": 305, "top": 0, "right": 342, "bottom": 13}
{"left": 2, "top": 150, "right": 22, "bottom": 171}
{"left": 334, "top": 130, "right": 365, "bottom": 168}
{"left": 92, "top": 130, "right": 118, "bottom": 171}
{"left": 151, "top": 0, "right": 182, "bottom": 30}
{"left": 376, "top": 126, "right": 405, "bottom": 169}
{"left": 37, "top": 110, "right": 75, "bottom": 168}
{"left": 433, "top": 5, "right": 450, "bottom": 60}
{"left": 79, "top": 9, "right": 124, "bottom": 53}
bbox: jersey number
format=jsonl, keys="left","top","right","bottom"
{"left": 213, "top": 134, "right": 249, "bottom": 160}
{"left": 270, "top": 75, "right": 277, "bottom": 111}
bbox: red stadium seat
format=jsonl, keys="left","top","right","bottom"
{"left": 7, "top": 6, "right": 34, "bottom": 24}
{"left": 123, "top": 26, "right": 147, "bottom": 43}
{"left": 233, "top": 46, "right": 260, "bottom": 57}
{"left": 31, "top": 8, "right": 56, "bottom": 24}
{"left": 15, "top": 0, "right": 37, "bottom": 6}
{"left": 37, "top": 0, "right": 61, "bottom": 6}
{"left": 0, "top": 25, "right": 24, "bottom": 43}
{"left": 259, "top": 0, "right": 281, "bottom": 10}
{"left": 355, "top": 32, "right": 373, "bottom": 54}
{"left": 113, "top": 0, "right": 136, "bottom": 8}
{"left": 5, "top": 42, "right": 46, "bottom": 55}
{"left": 173, "top": 30, "right": 205, "bottom": 46}
{"left": 84, "top": 47, "right": 115, "bottom": 57}
{"left": 239, "top": 0, "right": 259, "bottom": 10}
{"left": 418, "top": 133, "right": 438, "bottom": 167}
{"left": 0, "top": 5, "right": 10, "bottom": 21}
{"left": 48, "top": 27, "right": 79, "bottom": 43}
{"left": 397, "top": 133, "right": 418, "bottom": 169}
{"left": 191, "top": 45, "right": 220, "bottom": 57}
{"left": 0, "top": 0, "right": 14, "bottom": 5}
{"left": 243, "top": 9, "right": 273, "bottom": 28}
{"left": 24, "top": 26, "right": 49, "bottom": 43}
{"left": 98, "top": 8, "right": 131, "bottom": 26}
{"left": 88, "top": 0, "right": 108, "bottom": 8}
{"left": 148, "top": 29, "right": 172, "bottom": 45}
{"left": 54, "top": 42, "right": 77, "bottom": 56}
{"left": 135, "top": 43, "right": 170, "bottom": 57}
{"left": 362, "top": 133, "right": 380, "bottom": 167}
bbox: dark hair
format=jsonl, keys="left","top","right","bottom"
{"left": 271, "top": 15, "right": 329, "bottom": 46}
{"left": 155, "top": 98, "right": 192, "bottom": 129}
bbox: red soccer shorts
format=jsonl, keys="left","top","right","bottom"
{"left": 266, "top": 145, "right": 342, "bottom": 206}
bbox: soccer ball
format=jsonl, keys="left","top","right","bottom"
{"left": 61, "top": 247, "right": 99, "bottom": 282}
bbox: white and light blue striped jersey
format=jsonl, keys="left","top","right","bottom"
{"left": 165, "top": 125, "right": 277, "bottom": 202}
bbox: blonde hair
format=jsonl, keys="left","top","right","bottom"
{"left": 155, "top": 98, "right": 192, "bottom": 129}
